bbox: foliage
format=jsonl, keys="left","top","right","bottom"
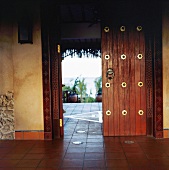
{"left": 94, "top": 76, "right": 102, "bottom": 94}
{"left": 75, "top": 77, "right": 87, "bottom": 102}
{"left": 84, "top": 96, "right": 95, "bottom": 103}
{"left": 62, "top": 85, "right": 72, "bottom": 91}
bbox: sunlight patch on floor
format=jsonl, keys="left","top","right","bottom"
{"left": 64, "top": 111, "right": 102, "bottom": 123}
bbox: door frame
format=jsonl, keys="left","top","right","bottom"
{"left": 41, "top": 1, "right": 163, "bottom": 139}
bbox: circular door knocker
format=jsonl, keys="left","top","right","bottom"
{"left": 106, "top": 110, "right": 111, "bottom": 116}
{"left": 121, "top": 82, "right": 127, "bottom": 88}
{"left": 120, "top": 26, "right": 125, "bottom": 32}
{"left": 138, "top": 110, "right": 144, "bottom": 115}
{"left": 104, "top": 26, "right": 109, "bottom": 33}
{"left": 105, "top": 55, "right": 110, "bottom": 60}
{"left": 121, "top": 54, "right": 126, "bottom": 60}
{"left": 138, "top": 82, "right": 143, "bottom": 87}
{"left": 137, "top": 54, "right": 143, "bottom": 60}
{"left": 137, "top": 26, "right": 142, "bottom": 31}
{"left": 122, "top": 110, "right": 127, "bottom": 116}
{"left": 105, "top": 82, "right": 110, "bottom": 88}
{"left": 106, "top": 68, "right": 115, "bottom": 80}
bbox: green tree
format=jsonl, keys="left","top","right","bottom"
{"left": 94, "top": 76, "right": 102, "bottom": 94}
{"left": 76, "top": 78, "right": 87, "bottom": 102}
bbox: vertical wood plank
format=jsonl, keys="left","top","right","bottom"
{"left": 113, "top": 27, "right": 120, "bottom": 136}
{"left": 109, "top": 28, "right": 115, "bottom": 136}
{"left": 102, "top": 26, "right": 110, "bottom": 136}
{"left": 139, "top": 27, "right": 146, "bottom": 135}
{"left": 123, "top": 26, "right": 130, "bottom": 135}
{"left": 118, "top": 27, "right": 125, "bottom": 135}
{"left": 135, "top": 28, "right": 141, "bottom": 135}
{"left": 129, "top": 27, "right": 136, "bottom": 135}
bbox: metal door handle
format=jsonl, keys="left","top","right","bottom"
{"left": 106, "top": 68, "right": 114, "bottom": 80}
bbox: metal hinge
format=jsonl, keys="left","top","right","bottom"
{"left": 57, "top": 44, "right": 60, "bottom": 53}
{"left": 60, "top": 119, "right": 62, "bottom": 127}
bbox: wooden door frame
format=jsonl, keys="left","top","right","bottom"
{"left": 41, "top": 1, "right": 163, "bottom": 139}
{"left": 41, "top": 1, "right": 63, "bottom": 139}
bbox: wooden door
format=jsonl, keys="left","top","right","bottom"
{"left": 102, "top": 25, "right": 146, "bottom": 136}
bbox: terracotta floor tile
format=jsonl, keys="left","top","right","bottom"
{"left": 59, "top": 168, "right": 82, "bottom": 170}
{"left": 61, "top": 159, "right": 83, "bottom": 168}
{"left": 104, "top": 146, "right": 123, "bottom": 152}
{"left": 105, "top": 152, "right": 126, "bottom": 159}
{"left": 127, "top": 159, "right": 152, "bottom": 167}
{"left": 1, "top": 103, "right": 169, "bottom": 169}
{"left": 16, "top": 160, "right": 41, "bottom": 168}
{"left": 123, "top": 147, "right": 143, "bottom": 152}
{"left": 0, "top": 160, "right": 20, "bottom": 167}
{"left": 125, "top": 152, "right": 146, "bottom": 159}
{"left": 150, "top": 158, "right": 169, "bottom": 166}
{"left": 146, "top": 152, "right": 168, "bottom": 159}
{"left": 43, "top": 153, "right": 65, "bottom": 159}
{"left": 106, "top": 159, "right": 129, "bottom": 168}
{"left": 23, "top": 153, "right": 45, "bottom": 159}
{"left": 3, "top": 153, "right": 25, "bottom": 159}
{"left": 38, "top": 159, "right": 61, "bottom": 168}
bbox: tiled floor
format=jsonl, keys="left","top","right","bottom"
{"left": 0, "top": 103, "right": 169, "bottom": 169}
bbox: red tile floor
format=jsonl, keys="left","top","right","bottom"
{"left": 0, "top": 103, "right": 169, "bottom": 169}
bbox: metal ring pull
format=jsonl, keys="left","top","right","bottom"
{"left": 104, "top": 27, "right": 109, "bottom": 32}
{"left": 105, "top": 82, "right": 110, "bottom": 88}
{"left": 106, "top": 68, "right": 115, "bottom": 80}
{"left": 122, "top": 110, "right": 127, "bottom": 116}
{"left": 105, "top": 55, "right": 110, "bottom": 60}
{"left": 106, "top": 110, "right": 111, "bottom": 116}
{"left": 121, "top": 82, "right": 127, "bottom": 88}
{"left": 120, "top": 26, "right": 125, "bottom": 32}
{"left": 137, "top": 54, "right": 143, "bottom": 60}
{"left": 137, "top": 26, "right": 142, "bottom": 31}
{"left": 121, "top": 54, "right": 126, "bottom": 60}
{"left": 138, "top": 110, "right": 144, "bottom": 115}
{"left": 138, "top": 82, "right": 143, "bottom": 87}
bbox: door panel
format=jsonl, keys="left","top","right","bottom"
{"left": 102, "top": 25, "right": 146, "bottom": 136}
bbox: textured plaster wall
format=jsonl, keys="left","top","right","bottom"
{"left": 0, "top": 0, "right": 43, "bottom": 132}
{"left": 0, "top": 3, "right": 14, "bottom": 94}
{"left": 163, "top": 3, "right": 169, "bottom": 129}
{"left": 12, "top": 1, "right": 43, "bottom": 131}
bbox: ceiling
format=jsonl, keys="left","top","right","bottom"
{"left": 57, "top": 1, "right": 101, "bottom": 56}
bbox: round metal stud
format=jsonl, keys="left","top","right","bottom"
{"left": 104, "top": 27, "right": 109, "bottom": 33}
{"left": 106, "top": 110, "right": 111, "bottom": 116}
{"left": 121, "top": 82, "right": 127, "bottom": 88}
{"left": 138, "top": 110, "right": 144, "bottom": 115}
{"left": 122, "top": 110, "right": 127, "bottom": 116}
{"left": 121, "top": 54, "right": 126, "bottom": 60}
{"left": 137, "top": 26, "right": 142, "bottom": 31}
{"left": 105, "top": 82, "right": 110, "bottom": 88}
{"left": 137, "top": 54, "right": 143, "bottom": 60}
{"left": 105, "top": 55, "right": 110, "bottom": 60}
{"left": 138, "top": 82, "right": 143, "bottom": 87}
{"left": 120, "top": 26, "right": 125, "bottom": 32}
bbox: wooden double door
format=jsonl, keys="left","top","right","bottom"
{"left": 102, "top": 25, "right": 146, "bottom": 136}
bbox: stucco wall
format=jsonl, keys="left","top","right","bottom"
{"left": 163, "top": 2, "right": 169, "bottom": 129}
{"left": 0, "top": 2, "right": 14, "bottom": 94}
{"left": 0, "top": 0, "right": 43, "bottom": 132}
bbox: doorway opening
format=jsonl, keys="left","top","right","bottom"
{"left": 61, "top": 50, "right": 102, "bottom": 137}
